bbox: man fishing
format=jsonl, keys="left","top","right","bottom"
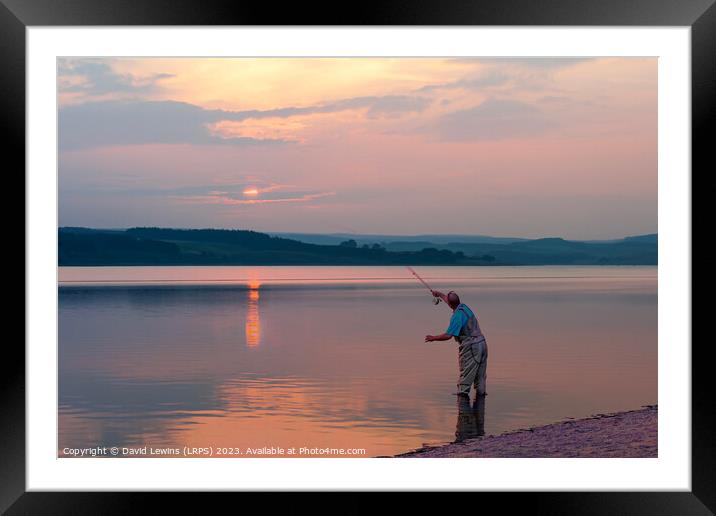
{"left": 425, "top": 290, "right": 488, "bottom": 398}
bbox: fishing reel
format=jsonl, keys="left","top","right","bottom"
{"left": 432, "top": 297, "right": 441, "bottom": 305}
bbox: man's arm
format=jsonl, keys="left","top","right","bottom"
{"left": 425, "top": 333, "right": 453, "bottom": 342}
{"left": 425, "top": 301, "right": 464, "bottom": 342}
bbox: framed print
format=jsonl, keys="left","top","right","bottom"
{"left": 6, "top": 0, "right": 710, "bottom": 512}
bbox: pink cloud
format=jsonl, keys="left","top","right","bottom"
{"left": 173, "top": 191, "right": 335, "bottom": 206}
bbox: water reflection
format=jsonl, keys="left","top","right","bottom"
{"left": 455, "top": 395, "right": 486, "bottom": 443}
{"left": 245, "top": 281, "right": 261, "bottom": 347}
{"left": 58, "top": 266, "right": 657, "bottom": 457}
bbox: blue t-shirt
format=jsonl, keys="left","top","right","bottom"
{"left": 446, "top": 304, "right": 475, "bottom": 336}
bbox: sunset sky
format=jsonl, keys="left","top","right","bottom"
{"left": 58, "top": 57, "right": 657, "bottom": 239}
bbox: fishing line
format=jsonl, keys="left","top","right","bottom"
{"left": 406, "top": 266, "right": 441, "bottom": 304}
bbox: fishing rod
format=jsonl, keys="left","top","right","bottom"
{"left": 406, "top": 266, "right": 441, "bottom": 304}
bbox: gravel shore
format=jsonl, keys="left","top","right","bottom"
{"left": 396, "top": 405, "right": 657, "bottom": 458}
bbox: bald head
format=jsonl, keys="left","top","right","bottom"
{"left": 447, "top": 291, "right": 460, "bottom": 309}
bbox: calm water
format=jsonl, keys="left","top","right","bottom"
{"left": 58, "top": 266, "right": 657, "bottom": 457}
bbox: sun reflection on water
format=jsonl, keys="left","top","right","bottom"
{"left": 245, "top": 280, "right": 261, "bottom": 347}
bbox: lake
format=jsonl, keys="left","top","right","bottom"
{"left": 58, "top": 266, "right": 657, "bottom": 457}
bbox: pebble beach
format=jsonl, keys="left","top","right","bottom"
{"left": 396, "top": 405, "right": 657, "bottom": 458}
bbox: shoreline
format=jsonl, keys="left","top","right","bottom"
{"left": 395, "top": 405, "right": 657, "bottom": 458}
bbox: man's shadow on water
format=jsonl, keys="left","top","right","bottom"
{"left": 454, "top": 395, "right": 486, "bottom": 443}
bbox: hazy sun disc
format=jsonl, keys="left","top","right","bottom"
{"left": 243, "top": 188, "right": 259, "bottom": 196}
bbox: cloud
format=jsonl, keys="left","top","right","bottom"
{"left": 60, "top": 94, "right": 432, "bottom": 150}
{"left": 418, "top": 58, "right": 595, "bottom": 95}
{"left": 430, "top": 98, "right": 556, "bottom": 141}
{"left": 205, "top": 191, "right": 336, "bottom": 205}
{"left": 59, "top": 100, "right": 294, "bottom": 150}
{"left": 209, "top": 94, "right": 431, "bottom": 121}
{"left": 417, "top": 71, "right": 512, "bottom": 93}
{"left": 450, "top": 57, "right": 595, "bottom": 68}
{"left": 539, "top": 95, "right": 571, "bottom": 104}
{"left": 361, "top": 95, "right": 433, "bottom": 117}
{"left": 172, "top": 183, "right": 335, "bottom": 206}
{"left": 63, "top": 179, "right": 336, "bottom": 207}
{"left": 58, "top": 58, "right": 174, "bottom": 97}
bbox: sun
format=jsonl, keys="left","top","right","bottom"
{"left": 243, "top": 188, "right": 259, "bottom": 196}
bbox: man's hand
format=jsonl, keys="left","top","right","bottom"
{"left": 425, "top": 335, "right": 434, "bottom": 342}
{"left": 431, "top": 290, "right": 449, "bottom": 304}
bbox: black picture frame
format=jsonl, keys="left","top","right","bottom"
{"left": 5, "top": 0, "right": 708, "bottom": 513}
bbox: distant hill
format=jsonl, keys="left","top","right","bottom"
{"left": 443, "top": 237, "right": 657, "bottom": 265}
{"left": 58, "top": 227, "right": 657, "bottom": 266}
{"left": 59, "top": 227, "right": 475, "bottom": 266}
{"left": 582, "top": 233, "right": 658, "bottom": 244}
{"left": 623, "top": 233, "right": 658, "bottom": 244}
{"left": 268, "top": 232, "right": 527, "bottom": 246}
